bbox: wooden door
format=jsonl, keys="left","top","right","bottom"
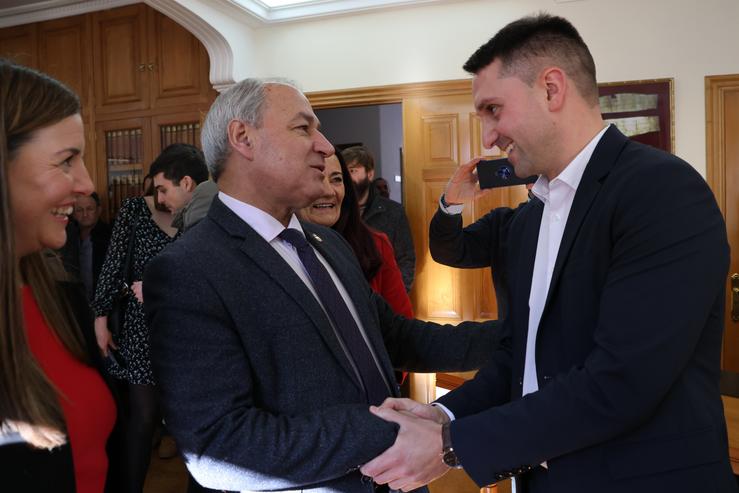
{"left": 38, "top": 15, "right": 93, "bottom": 118}
{"left": 707, "top": 75, "right": 739, "bottom": 372}
{"left": 148, "top": 11, "right": 215, "bottom": 109}
{"left": 403, "top": 91, "right": 523, "bottom": 493}
{"left": 403, "top": 93, "right": 528, "bottom": 324}
{"left": 92, "top": 3, "right": 149, "bottom": 114}
{"left": 0, "top": 24, "right": 37, "bottom": 68}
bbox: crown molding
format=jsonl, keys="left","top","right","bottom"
{"left": 0, "top": 0, "right": 137, "bottom": 28}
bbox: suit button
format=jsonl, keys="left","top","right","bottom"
{"left": 543, "top": 375, "right": 551, "bottom": 380}
{"left": 518, "top": 378, "right": 523, "bottom": 386}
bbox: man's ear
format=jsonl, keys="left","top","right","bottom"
{"left": 228, "top": 119, "right": 255, "bottom": 160}
{"left": 542, "top": 67, "right": 566, "bottom": 112}
{"left": 179, "top": 175, "right": 196, "bottom": 192}
{"left": 368, "top": 168, "right": 375, "bottom": 181}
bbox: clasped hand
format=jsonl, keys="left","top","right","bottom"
{"left": 360, "top": 398, "right": 452, "bottom": 492}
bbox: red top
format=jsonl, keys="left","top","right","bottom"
{"left": 23, "top": 285, "right": 116, "bottom": 493}
{"left": 369, "top": 231, "right": 414, "bottom": 318}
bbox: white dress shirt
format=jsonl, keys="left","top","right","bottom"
{"left": 217, "top": 191, "right": 392, "bottom": 394}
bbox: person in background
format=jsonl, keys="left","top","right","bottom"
{"left": 343, "top": 145, "right": 415, "bottom": 292}
{"left": 298, "top": 150, "right": 412, "bottom": 319}
{"left": 92, "top": 153, "right": 178, "bottom": 493}
{"left": 372, "top": 177, "right": 390, "bottom": 199}
{"left": 59, "top": 192, "right": 112, "bottom": 301}
{"left": 149, "top": 143, "right": 210, "bottom": 231}
{"left": 0, "top": 59, "right": 120, "bottom": 492}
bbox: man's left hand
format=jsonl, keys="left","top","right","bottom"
{"left": 360, "top": 405, "right": 450, "bottom": 491}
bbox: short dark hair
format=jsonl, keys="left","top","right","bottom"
{"left": 89, "top": 191, "right": 101, "bottom": 207}
{"left": 341, "top": 145, "right": 375, "bottom": 172}
{"left": 149, "top": 143, "right": 209, "bottom": 185}
{"left": 463, "top": 13, "right": 598, "bottom": 105}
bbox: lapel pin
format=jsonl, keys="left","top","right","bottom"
{"left": 312, "top": 233, "right": 323, "bottom": 242}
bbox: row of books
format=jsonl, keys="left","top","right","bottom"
{"left": 105, "top": 129, "right": 143, "bottom": 166}
{"left": 108, "top": 173, "right": 144, "bottom": 219}
{"left": 160, "top": 123, "right": 201, "bottom": 149}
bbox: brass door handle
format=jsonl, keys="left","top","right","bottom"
{"left": 731, "top": 274, "right": 739, "bottom": 321}
{"left": 137, "top": 64, "right": 146, "bottom": 72}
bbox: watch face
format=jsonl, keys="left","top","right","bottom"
{"left": 443, "top": 449, "right": 462, "bottom": 468}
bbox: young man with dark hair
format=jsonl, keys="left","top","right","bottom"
{"left": 361, "top": 13, "right": 735, "bottom": 493}
{"left": 149, "top": 143, "right": 214, "bottom": 231}
{"left": 342, "top": 145, "right": 416, "bottom": 292}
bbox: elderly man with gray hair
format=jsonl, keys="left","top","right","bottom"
{"left": 143, "top": 78, "right": 502, "bottom": 493}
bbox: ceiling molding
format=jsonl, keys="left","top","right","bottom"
{"left": 228, "top": 0, "right": 457, "bottom": 24}
{"left": 0, "top": 0, "right": 137, "bottom": 28}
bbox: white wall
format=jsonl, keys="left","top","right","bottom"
{"left": 236, "top": 0, "right": 739, "bottom": 176}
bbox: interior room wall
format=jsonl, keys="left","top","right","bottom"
{"left": 239, "top": 0, "right": 739, "bottom": 176}
{"left": 316, "top": 104, "right": 404, "bottom": 203}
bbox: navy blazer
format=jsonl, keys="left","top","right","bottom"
{"left": 432, "top": 127, "right": 736, "bottom": 492}
{"left": 143, "top": 197, "right": 500, "bottom": 493}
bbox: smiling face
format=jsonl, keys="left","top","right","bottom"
{"left": 245, "top": 84, "right": 334, "bottom": 221}
{"left": 473, "top": 59, "right": 556, "bottom": 179}
{"left": 9, "top": 114, "right": 93, "bottom": 257}
{"left": 298, "top": 155, "right": 345, "bottom": 227}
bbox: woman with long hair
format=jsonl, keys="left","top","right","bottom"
{"left": 298, "top": 150, "right": 413, "bottom": 319}
{"left": 0, "top": 59, "right": 119, "bottom": 491}
{"left": 92, "top": 153, "right": 179, "bottom": 493}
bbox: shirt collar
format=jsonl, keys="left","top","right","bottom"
{"left": 531, "top": 124, "right": 610, "bottom": 203}
{"left": 218, "top": 191, "right": 304, "bottom": 243}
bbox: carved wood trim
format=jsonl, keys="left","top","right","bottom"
{"left": 705, "top": 74, "right": 739, "bottom": 216}
{"left": 306, "top": 79, "right": 472, "bottom": 109}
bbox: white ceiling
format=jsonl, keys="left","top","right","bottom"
{"left": 0, "top": 0, "right": 455, "bottom": 25}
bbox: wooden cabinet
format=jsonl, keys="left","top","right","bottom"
{"left": 93, "top": 4, "right": 215, "bottom": 114}
{"left": 0, "top": 3, "right": 217, "bottom": 221}
{"left": 0, "top": 24, "right": 37, "bottom": 67}
{"left": 38, "top": 15, "right": 93, "bottom": 118}
{"left": 92, "top": 4, "right": 149, "bottom": 113}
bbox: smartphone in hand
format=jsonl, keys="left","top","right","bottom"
{"left": 477, "top": 158, "right": 537, "bottom": 189}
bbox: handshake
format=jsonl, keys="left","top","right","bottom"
{"left": 360, "top": 398, "right": 456, "bottom": 492}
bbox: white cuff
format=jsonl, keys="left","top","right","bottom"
{"left": 439, "top": 196, "right": 464, "bottom": 215}
{"left": 431, "top": 402, "right": 455, "bottom": 421}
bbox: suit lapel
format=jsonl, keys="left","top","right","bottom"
{"left": 303, "top": 225, "right": 398, "bottom": 392}
{"left": 543, "top": 126, "right": 629, "bottom": 311}
{"left": 209, "top": 199, "right": 364, "bottom": 392}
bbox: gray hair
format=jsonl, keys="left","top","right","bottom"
{"left": 201, "top": 77, "right": 299, "bottom": 180}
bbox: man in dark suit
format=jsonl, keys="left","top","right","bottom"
{"left": 59, "top": 192, "right": 112, "bottom": 300}
{"left": 143, "top": 78, "right": 500, "bottom": 493}
{"left": 360, "top": 14, "right": 736, "bottom": 493}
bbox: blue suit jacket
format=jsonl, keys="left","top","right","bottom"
{"left": 143, "top": 197, "right": 499, "bottom": 492}
{"left": 432, "top": 126, "right": 736, "bottom": 492}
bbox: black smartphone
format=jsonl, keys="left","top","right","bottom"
{"left": 477, "top": 158, "right": 537, "bottom": 189}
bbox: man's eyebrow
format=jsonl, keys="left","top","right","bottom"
{"left": 292, "top": 111, "right": 318, "bottom": 126}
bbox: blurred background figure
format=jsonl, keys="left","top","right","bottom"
{"left": 298, "top": 151, "right": 413, "bottom": 321}
{"left": 59, "top": 192, "right": 112, "bottom": 301}
{"left": 0, "top": 59, "right": 121, "bottom": 492}
{"left": 92, "top": 163, "right": 177, "bottom": 493}
{"left": 342, "top": 145, "right": 416, "bottom": 292}
{"left": 373, "top": 177, "right": 390, "bottom": 199}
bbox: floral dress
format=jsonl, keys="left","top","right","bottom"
{"left": 91, "top": 197, "right": 177, "bottom": 385}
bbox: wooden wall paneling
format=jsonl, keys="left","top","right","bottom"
{"left": 38, "top": 15, "right": 93, "bottom": 118}
{"left": 0, "top": 23, "right": 37, "bottom": 68}
{"left": 93, "top": 4, "right": 149, "bottom": 113}
{"left": 149, "top": 10, "right": 210, "bottom": 108}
